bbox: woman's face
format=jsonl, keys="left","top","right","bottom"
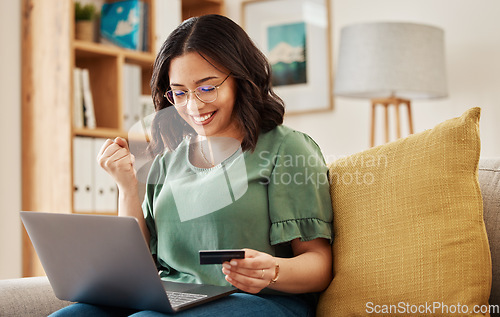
{"left": 168, "top": 52, "right": 242, "bottom": 140}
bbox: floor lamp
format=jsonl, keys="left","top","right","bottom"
{"left": 334, "top": 22, "right": 448, "bottom": 147}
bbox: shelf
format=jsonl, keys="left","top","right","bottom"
{"left": 73, "top": 127, "right": 128, "bottom": 139}
{"left": 74, "top": 40, "right": 156, "bottom": 67}
{"left": 73, "top": 127, "right": 149, "bottom": 141}
{"left": 183, "top": 0, "right": 223, "bottom": 5}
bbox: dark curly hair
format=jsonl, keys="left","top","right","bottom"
{"left": 149, "top": 14, "right": 284, "bottom": 155}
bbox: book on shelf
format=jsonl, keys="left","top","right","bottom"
{"left": 100, "top": 0, "right": 149, "bottom": 51}
{"left": 141, "top": 1, "right": 149, "bottom": 52}
{"left": 80, "top": 68, "right": 97, "bottom": 129}
{"left": 123, "top": 63, "right": 155, "bottom": 134}
{"left": 122, "top": 64, "right": 142, "bottom": 132}
{"left": 73, "top": 68, "right": 84, "bottom": 129}
{"left": 73, "top": 67, "right": 96, "bottom": 129}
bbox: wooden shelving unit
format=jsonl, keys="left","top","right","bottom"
{"left": 21, "top": 0, "right": 156, "bottom": 277}
{"left": 21, "top": 0, "right": 225, "bottom": 278}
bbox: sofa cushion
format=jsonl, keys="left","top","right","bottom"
{"left": 317, "top": 108, "right": 491, "bottom": 316}
{"left": 479, "top": 158, "right": 500, "bottom": 313}
{"left": 0, "top": 276, "right": 71, "bottom": 317}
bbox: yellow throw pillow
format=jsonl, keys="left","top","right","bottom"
{"left": 317, "top": 107, "right": 491, "bottom": 316}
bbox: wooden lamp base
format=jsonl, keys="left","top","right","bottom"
{"left": 370, "top": 97, "right": 414, "bottom": 147}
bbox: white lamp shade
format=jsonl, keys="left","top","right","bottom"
{"left": 334, "top": 22, "right": 448, "bottom": 100}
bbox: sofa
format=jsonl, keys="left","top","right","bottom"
{"left": 1, "top": 109, "right": 499, "bottom": 316}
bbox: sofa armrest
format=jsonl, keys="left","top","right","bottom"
{"left": 0, "top": 276, "right": 72, "bottom": 317}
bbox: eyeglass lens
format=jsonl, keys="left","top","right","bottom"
{"left": 166, "top": 85, "right": 218, "bottom": 106}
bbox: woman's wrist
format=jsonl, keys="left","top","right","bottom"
{"left": 117, "top": 181, "right": 142, "bottom": 218}
{"left": 117, "top": 178, "right": 138, "bottom": 194}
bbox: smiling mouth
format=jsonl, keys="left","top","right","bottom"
{"left": 191, "top": 111, "right": 216, "bottom": 125}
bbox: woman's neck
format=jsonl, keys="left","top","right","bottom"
{"left": 189, "top": 135, "right": 242, "bottom": 168}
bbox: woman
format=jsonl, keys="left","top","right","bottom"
{"left": 52, "top": 14, "right": 332, "bottom": 316}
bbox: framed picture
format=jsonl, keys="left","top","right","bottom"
{"left": 242, "top": 0, "right": 333, "bottom": 114}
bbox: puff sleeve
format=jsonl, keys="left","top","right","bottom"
{"left": 268, "top": 131, "right": 333, "bottom": 245}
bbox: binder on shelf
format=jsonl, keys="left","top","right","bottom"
{"left": 81, "top": 68, "right": 97, "bottom": 129}
{"left": 73, "top": 68, "right": 84, "bottom": 129}
{"left": 123, "top": 64, "right": 142, "bottom": 132}
{"left": 92, "top": 138, "right": 118, "bottom": 212}
{"left": 73, "top": 136, "right": 119, "bottom": 213}
{"left": 73, "top": 137, "right": 93, "bottom": 212}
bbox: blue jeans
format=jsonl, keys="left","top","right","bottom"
{"left": 49, "top": 293, "right": 314, "bottom": 317}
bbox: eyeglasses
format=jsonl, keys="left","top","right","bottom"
{"left": 164, "top": 73, "right": 232, "bottom": 107}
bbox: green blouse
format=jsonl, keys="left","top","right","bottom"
{"left": 142, "top": 125, "right": 333, "bottom": 286}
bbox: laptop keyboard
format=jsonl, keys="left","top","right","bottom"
{"left": 166, "top": 291, "right": 208, "bottom": 307}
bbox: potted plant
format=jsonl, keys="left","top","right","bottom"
{"left": 74, "top": 2, "right": 97, "bottom": 41}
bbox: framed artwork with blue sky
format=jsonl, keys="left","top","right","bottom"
{"left": 268, "top": 22, "right": 307, "bottom": 87}
{"left": 242, "top": 0, "right": 333, "bottom": 114}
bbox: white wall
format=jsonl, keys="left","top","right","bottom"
{"left": 0, "top": 0, "right": 22, "bottom": 278}
{"left": 227, "top": 0, "right": 500, "bottom": 159}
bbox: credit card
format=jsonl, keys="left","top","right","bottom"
{"left": 199, "top": 249, "right": 245, "bottom": 265}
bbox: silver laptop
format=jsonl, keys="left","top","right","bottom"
{"left": 20, "top": 211, "right": 237, "bottom": 313}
